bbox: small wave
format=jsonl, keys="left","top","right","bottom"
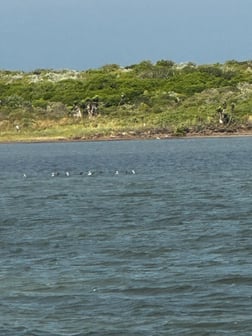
{"left": 213, "top": 275, "right": 252, "bottom": 285}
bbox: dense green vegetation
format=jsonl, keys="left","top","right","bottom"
{"left": 0, "top": 59, "right": 252, "bottom": 141}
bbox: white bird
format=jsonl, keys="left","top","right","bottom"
{"left": 65, "top": 171, "right": 70, "bottom": 177}
{"left": 87, "top": 170, "right": 93, "bottom": 176}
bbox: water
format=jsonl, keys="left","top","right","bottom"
{"left": 0, "top": 137, "right": 252, "bottom": 336}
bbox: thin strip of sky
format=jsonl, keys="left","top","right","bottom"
{"left": 0, "top": 0, "right": 251, "bottom": 70}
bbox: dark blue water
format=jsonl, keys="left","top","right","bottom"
{"left": 0, "top": 138, "right": 252, "bottom": 336}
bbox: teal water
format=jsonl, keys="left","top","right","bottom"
{"left": 0, "top": 138, "right": 252, "bottom": 335}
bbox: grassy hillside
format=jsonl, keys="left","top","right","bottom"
{"left": 1, "top": 59, "right": 252, "bottom": 141}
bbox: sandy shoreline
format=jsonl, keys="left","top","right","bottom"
{"left": 1, "top": 129, "right": 252, "bottom": 144}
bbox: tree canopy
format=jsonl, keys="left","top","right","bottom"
{"left": 0, "top": 59, "right": 252, "bottom": 138}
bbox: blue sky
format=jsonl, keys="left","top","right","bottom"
{"left": 1, "top": 0, "right": 251, "bottom": 71}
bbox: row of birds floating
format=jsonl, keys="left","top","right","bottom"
{"left": 23, "top": 170, "right": 136, "bottom": 178}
